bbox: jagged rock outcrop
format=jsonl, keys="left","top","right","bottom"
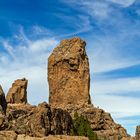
{"left": 0, "top": 85, "right": 7, "bottom": 115}
{"left": 135, "top": 125, "right": 140, "bottom": 140}
{"left": 0, "top": 102, "right": 73, "bottom": 137}
{"left": 6, "top": 78, "right": 28, "bottom": 104}
{"left": 64, "top": 103, "right": 133, "bottom": 140}
{"left": 48, "top": 37, "right": 91, "bottom": 108}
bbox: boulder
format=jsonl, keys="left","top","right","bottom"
{"left": 48, "top": 37, "right": 91, "bottom": 108}
{"left": 6, "top": 78, "right": 28, "bottom": 104}
{"left": 0, "top": 85, "right": 7, "bottom": 115}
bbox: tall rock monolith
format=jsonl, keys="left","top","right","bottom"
{"left": 48, "top": 37, "right": 91, "bottom": 108}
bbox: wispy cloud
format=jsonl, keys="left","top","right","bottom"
{"left": 78, "top": 1, "right": 111, "bottom": 19}
{"left": 0, "top": 26, "right": 58, "bottom": 104}
{"left": 106, "top": 0, "right": 136, "bottom": 7}
{"left": 61, "top": 0, "right": 112, "bottom": 19}
{"left": 53, "top": 14, "right": 92, "bottom": 38}
{"left": 92, "top": 77, "right": 140, "bottom": 95}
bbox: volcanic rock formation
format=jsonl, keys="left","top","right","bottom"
{"left": 48, "top": 37, "right": 91, "bottom": 108}
{"left": 6, "top": 78, "right": 28, "bottom": 104}
{"left": 0, "top": 85, "right": 7, "bottom": 115}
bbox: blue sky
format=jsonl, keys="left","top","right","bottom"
{"left": 0, "top": 0, "right": 140, "bottom": 136}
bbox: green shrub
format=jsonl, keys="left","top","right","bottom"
{"left": 72, "top": 112, "right": 98, "bottom": 140}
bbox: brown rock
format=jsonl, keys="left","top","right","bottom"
{"left": 0, "top": 131, "right": 17, "bottom": 140}
{"left": 65, "top": 104, "right": 130, "bottom": 140}
{"left": 17, "top": 135, "right": 89, "bottom": 140}
{"left": 135, "top": 125, "right": 140, "bottom": 140}
{"left": 4, "top": 103, "right": 73, "bottom": 137}
{"left": 0, "top": 114, "right": 5, "bottom": 128}
{"left": 48, "top": 37, "right": 91, "bottom": 108}
{"left": 0, "top": 85, "right": 7, "bottom": 115}
{"left": 44, "top": 135, "right": 89, "bottom": 140}
{"left": 6, "top": 78, "right": 28, "bottom": 104}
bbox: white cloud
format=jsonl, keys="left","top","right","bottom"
{"left": 87, "top": 33, "right": 140, "bottom": 74}
{"left": 80, "top": 1, "right": 110, "bottom": 19}
{"left": 29, "top": 38, "right": 57, "bottom": 53}
{"left": 93, "top": 94, "right": 140, "bottom": 114}
{"left": 32, "top": 25, "right": 53, "bottom": 36}
{"left": 2, "top": 41, "right": 16, "bottom": 60}
{"left": 107, "top": 0, "right": 136, "bottom": 7}
{"left": 0, "top": 27, "right": 58, "bottom": 105}
{"left": 0, "top": 66, "right": 49, "bottom": 105}
{"left": 62, "top": 0, "right": 111, "bottom": 19}
{"left": 92, "top": 77, "right": 140, "bottom": 95}
{"left": 54, "top": 15, "right": 92, "bottom": 38}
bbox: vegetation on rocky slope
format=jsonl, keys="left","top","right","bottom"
{"left": 71, "top": 112, "right": 98, "bottom": 140}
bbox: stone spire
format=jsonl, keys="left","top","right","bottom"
{"left": 6, "top": 78, "right": 28, "bottom": 104}
{"left": 48, "top": 37, "right": 91, "bottom": 108}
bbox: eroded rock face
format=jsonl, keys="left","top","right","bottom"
{"left": 0, "top": 85, "right": 7, "bottom": 115}
{"left": 64, "top": 104, "right": 132, "bottom": 140}
{"left": 48, "top": 37, "right": 91, "bottom": 108}
{"left": 1, "top": 102, "right": 73, "bottom": 137}
{"left": 6, "top": 78, "right": 28, "bottom": 104}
